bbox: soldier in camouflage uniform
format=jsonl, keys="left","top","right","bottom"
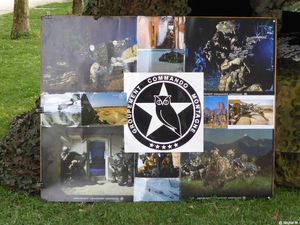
{"left": 110, "top": 147, "right": 134, "bottom": 186}
{"left": 203, "top": 148, "right": 232, "bottom": 188}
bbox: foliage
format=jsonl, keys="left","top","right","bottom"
{"left": 275, "top": 58, "right": 300, "bottom": 188}
{"left": 275, "top": 152, "right": 300, "bottom": 188}
{"left": 83, "top": 0, "right": 191, "bottom": 17}
{"left": 0, "top": 101, "right": 40, "bottom": 193}
{"left": 276, "top": 59, "right": 300, "bottom": 154}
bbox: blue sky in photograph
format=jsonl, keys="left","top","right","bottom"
{"left": 241, "top": 99, "right": 273, "bottom": 105}
{"left": 204, "top": 129, "right": 273, "bottom": 144}
{"left": 86, "top": 92, "right": 127, "bottom": 107}
{"left": 204, "top": 96, "right": 228, "bottom": 110}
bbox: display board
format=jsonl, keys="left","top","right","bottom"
{"left": 40, "top": 16, "right": 275, "bottom": 202}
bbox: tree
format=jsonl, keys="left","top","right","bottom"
{"left": 83, "top": 0, "right": 190, "bottom": 17}
{"left": 72, "top": 0, "right": 83, "bottom": 15}
{"left": 11, "top": 0, "right": 30, "bottom": 39}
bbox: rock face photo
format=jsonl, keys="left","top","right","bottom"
{"left": 204, "top": 96, "right": 228, "bottom": 128}
{"left": 42, "top": 17, "right": 137, "bottom": 93}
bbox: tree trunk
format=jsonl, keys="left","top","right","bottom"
{"left": 72, "top": 0, "right": 83, "bottom": 15}
{"left": 11, "top": 0, "right": 30, "bottom": 39}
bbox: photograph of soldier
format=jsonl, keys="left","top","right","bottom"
{"left": 185, "top": 18, "right": 275, "bottom": 93}
{"left": 42, "top": 17, "right": 137, "bottom": 93}
{"left": 180, "top": 129, "right": 273, "bottom": 199}
{"left": 41, "top": 126, "right": 135, "bottom": 202}
{"left": 137, "top": 16, "right": 185, "bottom": 49}
{"left": 110, "top": 147, "right": 134, "bottom": 186}
{"left": 134, "top": 178, "right": 180, "bottom": 202}
{"left": 60, "top": 146, "right": 87, "bottom": 185}
{"left": 41, "top": 93, "right": 81, "bottom": 127}
{"left": 204, "top": 96, "right": 228, "bottom": 128}
{"left": 135, "top": 153, "right": 180, "bottom": 178}
{"left": 81, "top": 92, "right": 127, "bottom": 126}
{"left": 228, "top": 95, "right": 274, "bottom": 128}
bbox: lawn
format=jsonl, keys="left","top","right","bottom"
{"left": 0, "top": 2, "right": 72, "bottom": 139}
{"left": 0, "top": 2, "right": 300, "bottom": 225}
{"left": 0, "top": 186, "right": 300, "bottom": 225}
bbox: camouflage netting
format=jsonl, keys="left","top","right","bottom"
{"left": 83, "top": 0, "right": 191, "bottom": 17}
{"left": 276, "top": 54, "right": 300, "bottom": 188}
{"left": 250, "top": 0, "right": 300, "bottom": 31}
{"left": 0, "top": 100, "right": 40, "bottom": 193}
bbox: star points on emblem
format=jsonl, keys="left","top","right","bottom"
{"left": 135, "top": 83, "right": 191, "bottom": 137}
{"left": 126, "top": 74, "right": 202, "bottom": 152}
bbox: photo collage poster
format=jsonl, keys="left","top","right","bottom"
{"left": 40, "top": 16, "right": 275, "bottom": 202}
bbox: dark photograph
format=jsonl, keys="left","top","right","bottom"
{"left": 42, "top": 16, "right": 137, "bottom": 93}
{"left": 185, "top": 18, "right": 275, "bottom": 93}
{"left": 41, "top": 127, "right": 135, "bottom": 201}
{"left": 180, "top": 129, "right": 273, "bottom": 199}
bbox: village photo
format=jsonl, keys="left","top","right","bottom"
{"left": 137, "top": 16, "right": 184, "bottom": 49}
{"left": 41, "top": 126, "right": 134, "bottom": 201}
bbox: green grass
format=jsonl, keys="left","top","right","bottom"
{"left": 0, "top": 186, "right": 300, "bottom": 225}
{"left": 0, "top": 3, "right": 300, "bottom": 225}
{"left": 0, "top": 2, "right": 72, "bottom": 139}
